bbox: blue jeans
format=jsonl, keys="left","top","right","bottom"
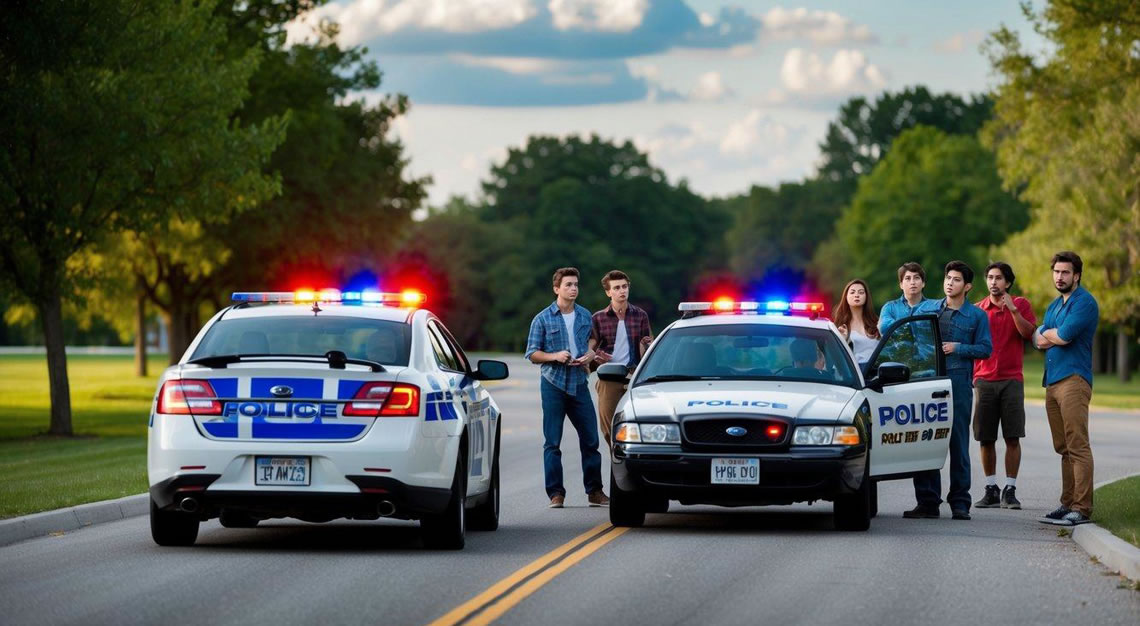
{"left": 540, "top": 377, "right": 603, "bottom": 498}
{"left": 914, "top": 371, "right": 973, "bottom": 511}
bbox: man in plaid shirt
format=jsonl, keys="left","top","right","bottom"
{"left": 589, "top": 270, "right": 653, "bottom": 446}
{"left": 525, "top": 267, "right": 608, "bottom": 509}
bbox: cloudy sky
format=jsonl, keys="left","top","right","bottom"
{"left": 285, "top": 1, "right": 1042, "bottom": 207}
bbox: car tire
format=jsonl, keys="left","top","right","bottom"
{"left": 869, "top": 479, "right": 879, "bottom": 519}
{"left": 150, "top": 498, "right": 199, "bottom": 546}
{"left": 609, "top": 472, "right": 645, "bottom": 528}
{"left": 422, "top": 448, "right": 467, "bottom": 550}
{"left": 219, "top": 509, "right": 259, "bottom": 529}
{"left": 469, "top": 424, "right": 500, "bottom": 532}
{"left": 833, "top": 466, "right": 872, "bottom": 531}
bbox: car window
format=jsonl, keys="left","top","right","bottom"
{"left": 634, "top": 323, "right": 858, "bottom": 387}
{"left": 433, "top": 322, "right": 471, "bottom": 372}
{"left": 191, "top": 316, "right": 412, "bottom": 366}
{"left": 870, "top": 317, "right": 939, "bottom": 380}
{"left": 426, "top": 322, "right": 462, "bottom": 372}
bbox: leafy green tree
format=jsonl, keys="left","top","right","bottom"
{"left": 0, "top": 0, "right": 283, "bottom": 434}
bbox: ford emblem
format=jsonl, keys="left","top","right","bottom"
{"left": 270, "top": 385, "right": 293, "bottom": 398}
{"left": 725, "top": 426, "right": 747, "bottom": 437}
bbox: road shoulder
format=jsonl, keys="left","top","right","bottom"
{"left": 0, "top": 493, "right": 147, "bottom": 547}
{"left": 1071, "top": 473, "right": 1140, "bottom": 583}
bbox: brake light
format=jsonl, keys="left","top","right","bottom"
{"left": 343, "top": 382, "right": 420, "bottom": 417}
{"left": 157, "top": 379, "right": 221, "bottom": 415}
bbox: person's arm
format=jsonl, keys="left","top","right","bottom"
{"left": 638, "top": 315, "right": 653, "bottom": 358}
{"left": 878, "top": 302, "right": 895, "bottom": 335}
{"left": 1046, "top": 296, "right": 1099, "bottom": 346}
{"left": 955, "top": 311, "right": 993, "bottom": 360}
{"left": 525, "top": 316, "right": 571, "bottom": 364}
{"left": 1033, "top": 326, "right": 1054, "bottom": 351}
{"left": 1008, "top": 297, "right": 1036, "bottom": 339}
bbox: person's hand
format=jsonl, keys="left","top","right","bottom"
{"left": 1034, "top": 332, "right": 1053, "bottom": 350}
{"left": 570, "top": 350, "right": 595, "bottom": 367}
{"left": 1001, "top": 293, "right": 1015, "bottom": 310}
{"left": 942, "top": 342, "right": 958, "bottom": 354}
{"left": 551, "top": 350, "right": 572, "bottom": 364}
{"left": 594, "top": 350, "right": 612, "bottom": 364}
{"left": 640, "top": 335, "right": 653, "bottom": 348}
{"left": 837, "top": 324, "right": 849, "bottom": 341}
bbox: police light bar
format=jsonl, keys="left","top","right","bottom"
{"left": 678, "top": 300, "right": 825, "bottom": 317}
{"left": 232, "top": 289, "right": 426, "bottom": 307}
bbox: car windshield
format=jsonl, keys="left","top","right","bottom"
{"left": 190, "top": 316, "right": 412, "bottom": 366}
{"left": 634, "top": 322, "right": 859, "bottom": 388}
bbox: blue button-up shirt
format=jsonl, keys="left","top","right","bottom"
{"left": 524, "top": 301, "right": 594, "bottom": 394}
{"left": 921, "top": 298, "right": 992, "bottom": 373}
{"left": 879, "top": 295, "right": 931, "bottom": 335}
{"left": 1038, "top": 286, "right": 1099, "bottom": 387}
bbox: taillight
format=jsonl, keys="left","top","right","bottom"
{"left": 157, "top": 379, "right": 221, "bottom": 415}
{"left": 343, "top": 382, "right": 420, "bottom": 417}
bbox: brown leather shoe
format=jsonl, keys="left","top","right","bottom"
{"left": 548, "top": 494, "right": 565, "bottom": 508}
{"left": 587, "top": 491, "right": 610, "bottom": 507}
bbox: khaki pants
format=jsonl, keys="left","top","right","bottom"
{"left": 1045, "top": 375, "right": 1094, "bottom": 516}
{"left": 595, "top": 378, "right": 627, "bottom": 446}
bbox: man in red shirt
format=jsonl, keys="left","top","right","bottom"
{"left": 973, "top": 262, "right": 1037, "bottom": 509}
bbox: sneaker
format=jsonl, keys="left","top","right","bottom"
{"left": 548, "top": 494, "right": 565, "bottom": 509}
{"left": 1038, "top": 505, "right": 1071, "bottom": 524}
{"left": 951, "top": 508, "right": 971, "bottom": 520}
{"left": 975, "top": 485, "right": 1001, "bottom": 508}
{"left": 1054, "top": 511, "right": 1092, "bottom": 526}
{"left": 587, "top": 490, "right": 610, "bottom": 507}
{"left": 903, "top": 504, "right": 940, "bottom": 519}
{"left": 1000, "top": 486, "right": 1021, "bottom": 509}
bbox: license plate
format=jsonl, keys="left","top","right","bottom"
{"left": 255, "top": 456, "right": 310, "bottom": 486}
{"left": 711, "top": 458, "right": 759, "bottom": 485}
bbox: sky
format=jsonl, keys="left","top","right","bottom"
{"left": 285, "top": 1, "right": 1043, "bottom": 209}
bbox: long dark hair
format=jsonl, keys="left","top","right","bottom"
{"left": 834, "top": 279, "right": 880, "bottom": 339}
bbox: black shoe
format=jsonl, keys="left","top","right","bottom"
{"left": 1038, "top": 506, "right": 1071, "bottom": 524}
{"left": 951, "top": 508, "right": 971, "bottom": 520}
{"left": 903, "top": 504, "right": 940, "bottom": 519}
{"left": 1055, "top": 511, "right": 1092, "bottom": 526}
{"left": 1000, "top": 486, "right": 1021, "bottom": 509}
{"left": 975, "top": 485, "right": 1001, "bottom": 508}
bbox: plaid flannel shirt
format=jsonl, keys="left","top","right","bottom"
{"left": 590, "top": 303, "right": 652, "bottom": 369}
{"left": 524, "top": 301, "right": 595, "bottom": 394}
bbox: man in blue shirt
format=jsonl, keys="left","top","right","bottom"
{"left": 879, "top": 261, "right": 932, "bottom": 334}
{"left": 905, "top": 261, "right": 992, "bottom": 521}
{"left": 1034, "top": 251, "right": 1099, "bottom": 526}
{"left": 525, "top": 267, "right": 608, "bottom": 509}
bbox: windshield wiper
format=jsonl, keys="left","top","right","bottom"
{"left": 186, "top": 352, "right": 386, "bottom": 372}
{"left": 636, "top": 374, "right": 707, "bottom": 386}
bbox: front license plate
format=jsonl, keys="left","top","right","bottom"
{"left": 710, "top": 458, "right": 759, "bottom": 485}
{"left": 255, "top": 456, "right": 310, "bottom": 486}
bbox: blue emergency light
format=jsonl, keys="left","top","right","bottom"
{"left": 231, "top": 289, "right": 425, "bottom": 307}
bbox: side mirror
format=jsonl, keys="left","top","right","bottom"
{"left": 597, "top": 362, "right": 631, "bottom": 384}
{"left": 866, "top": 361, "right": 910, "bottom": 392}
{"left": 473, "top": 359, "right": 509, "bottom": 381}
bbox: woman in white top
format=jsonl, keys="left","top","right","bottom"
{"left": 834, "top": 279, "right": 881, "bottom": 366}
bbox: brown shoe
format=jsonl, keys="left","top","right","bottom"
{"left": 548, "top": 494, "right": 565, "bottom": 508}
{"left": 587, "top": 491, "right": 610, "bottom": 507}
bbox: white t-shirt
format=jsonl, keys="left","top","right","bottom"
{"left": 561, "top": 311, "right": 578, "bottom": 356}
{"left": 611, "top": 320, "right": 630, "bottom": 365}
{"left": 850, "top": 327, "right": 878, "bottom": 364}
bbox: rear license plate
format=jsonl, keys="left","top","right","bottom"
{"left": 711, "top": 458, "right": 759, "bottom": 485}
{"left": 255, "top": 456, "right": 310, "bottom": 486}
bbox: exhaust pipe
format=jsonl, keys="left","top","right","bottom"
{"left": 178, "top": 497, "right": 199, "bottom": 513}
{"left": 377, "top": 500, "right": 396, "bottom": 517}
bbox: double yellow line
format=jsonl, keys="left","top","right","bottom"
{"left": 429, "top": 522, "right": 629, "bottom": 626}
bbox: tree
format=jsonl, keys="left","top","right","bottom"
{"left": 831, "top": 126, "right": 1029, "bottom": 305}
{"left": 984, "top": 0, "right": 1140, "bottom": 380}
{"left": 0, "top": 0, "right": 283, "bottom": 434}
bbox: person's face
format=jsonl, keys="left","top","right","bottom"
{"left": 986, "top": 269, "right": 1009, "bottom": 297}
{"left": 814, "top": 348, "right": 826, "bottom": 370}
{"left": 554, "top": 276, "right": 579, "bottom": 301}
{"left": 846, "top": 283, "right": 867, "bottom": 308}
{"left": 900, "top": 271, "right": 925, "bottom": 297}
{"left": 1052, "top": 262, "right": 1077, "bottom": 294}
{"left": 606, "top": 279, "right": 630, "bottom": 304}
{"left": 944, "top": 270, "right": 968, "bottom": 298}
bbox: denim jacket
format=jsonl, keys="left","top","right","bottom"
{"left": 524, "top": 301, "right": 594, "bottom": 394}
{"left": 920, "top": 298, "right": 992, "bottom": 373}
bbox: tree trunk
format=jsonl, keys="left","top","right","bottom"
{"left": 1092, "top": 332, "right": 1103, "bottom": 374}
{"left": 1118, "top": 328, "right": 1132, "bottom": 383}
{"left": 38, "top": 293, "right": 73, "bottom": 436}
{"left": 134, "top": 289, "right": 148, "bottom": 377}
{"left": 165, "top": 308, "right": 192, "bottom": 366}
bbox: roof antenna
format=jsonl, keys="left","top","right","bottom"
{"left": 311, "top": 302, "right": 322, "bottom": 316}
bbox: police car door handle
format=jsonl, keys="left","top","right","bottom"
{"left": 931, "top": 390, "right": 950, "bottom": 398}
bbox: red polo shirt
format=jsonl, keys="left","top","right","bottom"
{"left": 973, "top": 295, "right": 1036, "bottom": 382}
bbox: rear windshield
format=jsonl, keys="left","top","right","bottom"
{"left": 190, "top": 316, "right": 412, "bottom": 366}
{"left": 635, "top": 323, "right": 859, "bottom": 388}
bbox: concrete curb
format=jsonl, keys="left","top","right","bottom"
{"left": 1070, "top": 472, "right": 1140, "bottom": 582}
{"left": 0, "top": 494, "right": 147, "bottom": 548}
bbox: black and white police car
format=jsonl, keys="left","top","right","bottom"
{"left": 598, "top": 299, "right": 953, "bottom": 531}
{"left": 147, "top": 289, "right": 507, "bottom": 549}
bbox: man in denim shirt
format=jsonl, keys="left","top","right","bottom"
{"left": 905, "top": 261, "right": 992, "bottom": 521}
{"left": 879, "top": 261, "right": 932, "bottom": 334}
{"left": 525, "top": 267, "right": 608, "bottom": 509}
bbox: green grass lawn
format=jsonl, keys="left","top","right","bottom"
{"left": 1022, "top": 352, "right": 1140, "bottom": 411}
{"left": 1093, "top": 475, "right": 1140, "bottom": 548}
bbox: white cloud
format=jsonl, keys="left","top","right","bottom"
{"left": 934, "top": 30, "right": 984, "bottom": 54}
{"left": 690, "top": 71, "right": 732, "bottom": 101}
{"left": 547, "top": 0, "right": 649, "bottom": 32}
{"left": 779, "top": 48, "right": 887, "bottom": 95}
{"left": 719, "top": 110, "right": 791, "bottom": 158}
{"left": 698, "top": 12, "right": 716, "bottom": 28}
{"left": 762, "top": 7, "right": 877, "bottom": 46}
{"left": 286, "top": 0, "right": 538, "bottom": 46}
{"left": 452, "top": 55, "right": 565, "bottom": 74}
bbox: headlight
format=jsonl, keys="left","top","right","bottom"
{"left": 615, "top": 423, "right": 680, "bottom": 444}
{"left": 793, "top": 425, "right": 861, "bottom": 446}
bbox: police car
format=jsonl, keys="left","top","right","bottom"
{"left": 147, "top": 289, "right": 507, "bottom": 549}
{"left": 598, "top": 299, "right": 952, "bottom": 531}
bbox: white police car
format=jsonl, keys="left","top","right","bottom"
{"left": 598, "top": 299, "right": 953, "bottom": 531}
{"left": 147, "top": 289, "right": 507, "bottom": 549}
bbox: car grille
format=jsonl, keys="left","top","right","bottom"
{"left": 682, "top": 417, "right": 789, "bottom": 447}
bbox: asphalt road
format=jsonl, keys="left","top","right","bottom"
{"left": 2, "top": 355, "right": 1137, "bottom": 625}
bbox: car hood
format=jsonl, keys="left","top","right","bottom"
{"left": 624, "top": 380, "right": 858, "bottom": 423}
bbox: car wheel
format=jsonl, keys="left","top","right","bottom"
{"left": 869, "top": 479, "right": 879, "bottom": 519}
{"left": 469, "top": 424, "right": 500, "bottom": 531}
{"left": 150, "top": 498, "right": 199, "bottom": 546}
{"left": 219, "top": 509, "right": 259, "bottom": 529}
{"left": 833, "top": 466, "right": 872, "bottom": 531}
{"left": 609, "top": 472, "right": 645, "bottom": 528}
{"left": 422, "top": 448, "right": 467, "bottom": 550}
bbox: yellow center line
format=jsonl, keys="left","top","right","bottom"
{"left": 428, "top": 521, "right": 626, "bottom": 626}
